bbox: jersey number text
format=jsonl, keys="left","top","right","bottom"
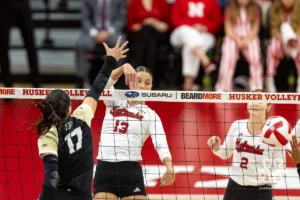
{"left": 65, "top": 127, "right": 83, "bottom": 154}
{"left": 114, "top": 120, "right": 129, "bottom": 134}
{"left": 240, "top": 157, "right": 248, "bottom": 169}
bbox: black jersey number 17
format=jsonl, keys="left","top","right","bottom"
{"left": 64, "top": 127, "right": 83, "bottom": 154}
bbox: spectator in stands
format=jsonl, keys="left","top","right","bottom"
{"left": 75, "top": 0, "right": 127, "bottom": 88}
{"left": 0, "top": 0, "right": 41, "bottom": 88}
{"left": 215, "top": 0, "right": 263, "bottom": 92}
{"left": 266, "top": 0, "right": 300, "bottom": 93}
{"left": 127, "top": 0, "right": 170, "bottom": 88}
{"left": 170, "top": 0, "right": 222, "bottom": 91}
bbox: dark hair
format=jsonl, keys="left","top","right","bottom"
{"left": 136, "top": 66, "right": 153, "bottom": 78}
{"left": 34, "top": 89, "right": 70, "bottom": 136}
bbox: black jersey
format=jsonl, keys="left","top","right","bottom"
{"left": 38, "top": 103, "right": 94, "bottom": 192}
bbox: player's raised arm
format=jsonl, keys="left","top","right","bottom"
{"left": 102, "top": 63, "right": 136, "bottom": 107}
{"left": 207, "top": 122, "right": 237, "bottom": 159}
{"left": 83, "top": 36, "right": 129, "bottom": 113}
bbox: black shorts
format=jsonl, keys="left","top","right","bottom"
{"left": 224, "top": 178, "right": 273, "bottom": 200}
{"left": 54, "top": 189, "right": 92, "bottom": 200}
{"left": 55, "top": 168, "right": 93, "bottom": 200}
{"left": 94, "top": 160, "right": 147, "bottom": 198}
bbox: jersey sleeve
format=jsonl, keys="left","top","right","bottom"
{"left": 38, "top": 128, "right": 59, "bottom": 156}
{"left": 72, "top": 103, "right": 94, "bottom": 127}
{"left": 148, "top": 111, "right": 172, "bottom": 162}
{"left": 213, "top": 122, "right": 238, "bottom": 159}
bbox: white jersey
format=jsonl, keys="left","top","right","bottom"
{"left": 214, "top": 120, "right": 286, "bottom": 186}
{"left": 97, "top": 78, "right": 172, "bottom": 162}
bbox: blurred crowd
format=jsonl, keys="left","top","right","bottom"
{"left": 1, "top": 0, "right": 300, "bottom": 92}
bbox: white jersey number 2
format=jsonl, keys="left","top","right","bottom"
{"left": 114, "top": 120, "right": 129, "bottom": 134}
{"left": 65, "top": 127, "right": 83, "bottom": 154}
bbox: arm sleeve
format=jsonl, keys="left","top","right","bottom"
{"left": 39, "top": 155, "right": 59, "bottom": 200}
{"left": 149, "top": 111, "right": 172, "bottom": 162}
{"left": 38, "top": 129, "right": 59, "bottom": 157}
{"left": 213, "top": 122, "right": 237, "bottom": 159}
{"left": 85, "top": 56, "right": 117, "bottom": 102}
{"left": 205, "top": 0, "right": 223, "bottom": 34}
{"left": 72, "top": 103, "right": 94, "bottom": 127}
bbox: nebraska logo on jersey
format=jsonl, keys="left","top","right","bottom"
{"left": 235, "top": 138, "right": 264, "bottom": 155}
{"left": 110, "top": 107, "right": 143, "bottom": 121}
{"left": 188, "top": 2, "right": 204, "bottom": 18}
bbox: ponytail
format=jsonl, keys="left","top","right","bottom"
{"left": 34, "top": 101, "right": 62, "bottom": 136}
{"left": 33, "top": 89, "right": 70, "bottom": 136}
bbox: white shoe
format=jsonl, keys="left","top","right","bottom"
{"left": 266, "top": 76, "right": 276, "bottom": 93}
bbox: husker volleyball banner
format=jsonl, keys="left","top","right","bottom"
{"left": 2, "top": 87, "right": 300, "bottom": 104}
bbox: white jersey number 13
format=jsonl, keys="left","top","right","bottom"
{"left": 64, "top": 127, "right": 83, "bottom": 154}
{"left": 114, "top": 120, "right": 129, "bottom": 134}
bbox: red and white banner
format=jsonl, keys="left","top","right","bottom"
{"left": 1, "top": 87, "right": 300, "bottom": 104}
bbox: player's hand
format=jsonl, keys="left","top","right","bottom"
{"left": 103, "top": 36, "right": 129, "bottom": 62}
{"left": 287, "top": 135, "right": 300, "bottom": 166}
{"left": 122, "top": 63, "right": 137, "bottom": 88}
{"left": 160, "top": 168, "right": 175, "bottom": 187}
{"left": 207, "top": 136, "right": 221, "bottom": 152}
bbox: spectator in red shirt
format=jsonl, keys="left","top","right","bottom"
{"left": 170, "top": 0, "right": 222, "bottom": 91}
{"left": 128, "top": 0, "right": 170, "bottom": 87}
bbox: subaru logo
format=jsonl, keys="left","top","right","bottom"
{"left": 125, "top": 91, "right": 139, "bottom": 98}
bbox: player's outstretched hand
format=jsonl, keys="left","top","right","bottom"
{"left": 122, "top": 63, "right": 137, "bottom": 88}
{"left": 161, "top": 168, "right": 175, "bottom": 187}
{"left": 207, "top": 136, "right": 221, "bottom": 152}
{"left": 103, "top": 36, "right": 129, "bottom": 62}
{"left": 287, "top": 135, "right": 300, "bottom": 166}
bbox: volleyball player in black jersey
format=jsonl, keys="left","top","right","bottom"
{"left": 35, "top": 37, "right": 129, "bottom": 200}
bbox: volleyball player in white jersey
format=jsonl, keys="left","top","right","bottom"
{"left": 207, "top": 95, "right": 286, "bottom": 200}
{"left": 93, "top": 64, "right": 175, "bottom": 200}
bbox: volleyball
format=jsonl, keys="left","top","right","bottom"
{"left": 262, "top": 116, "right": 292, "bottom": 147}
